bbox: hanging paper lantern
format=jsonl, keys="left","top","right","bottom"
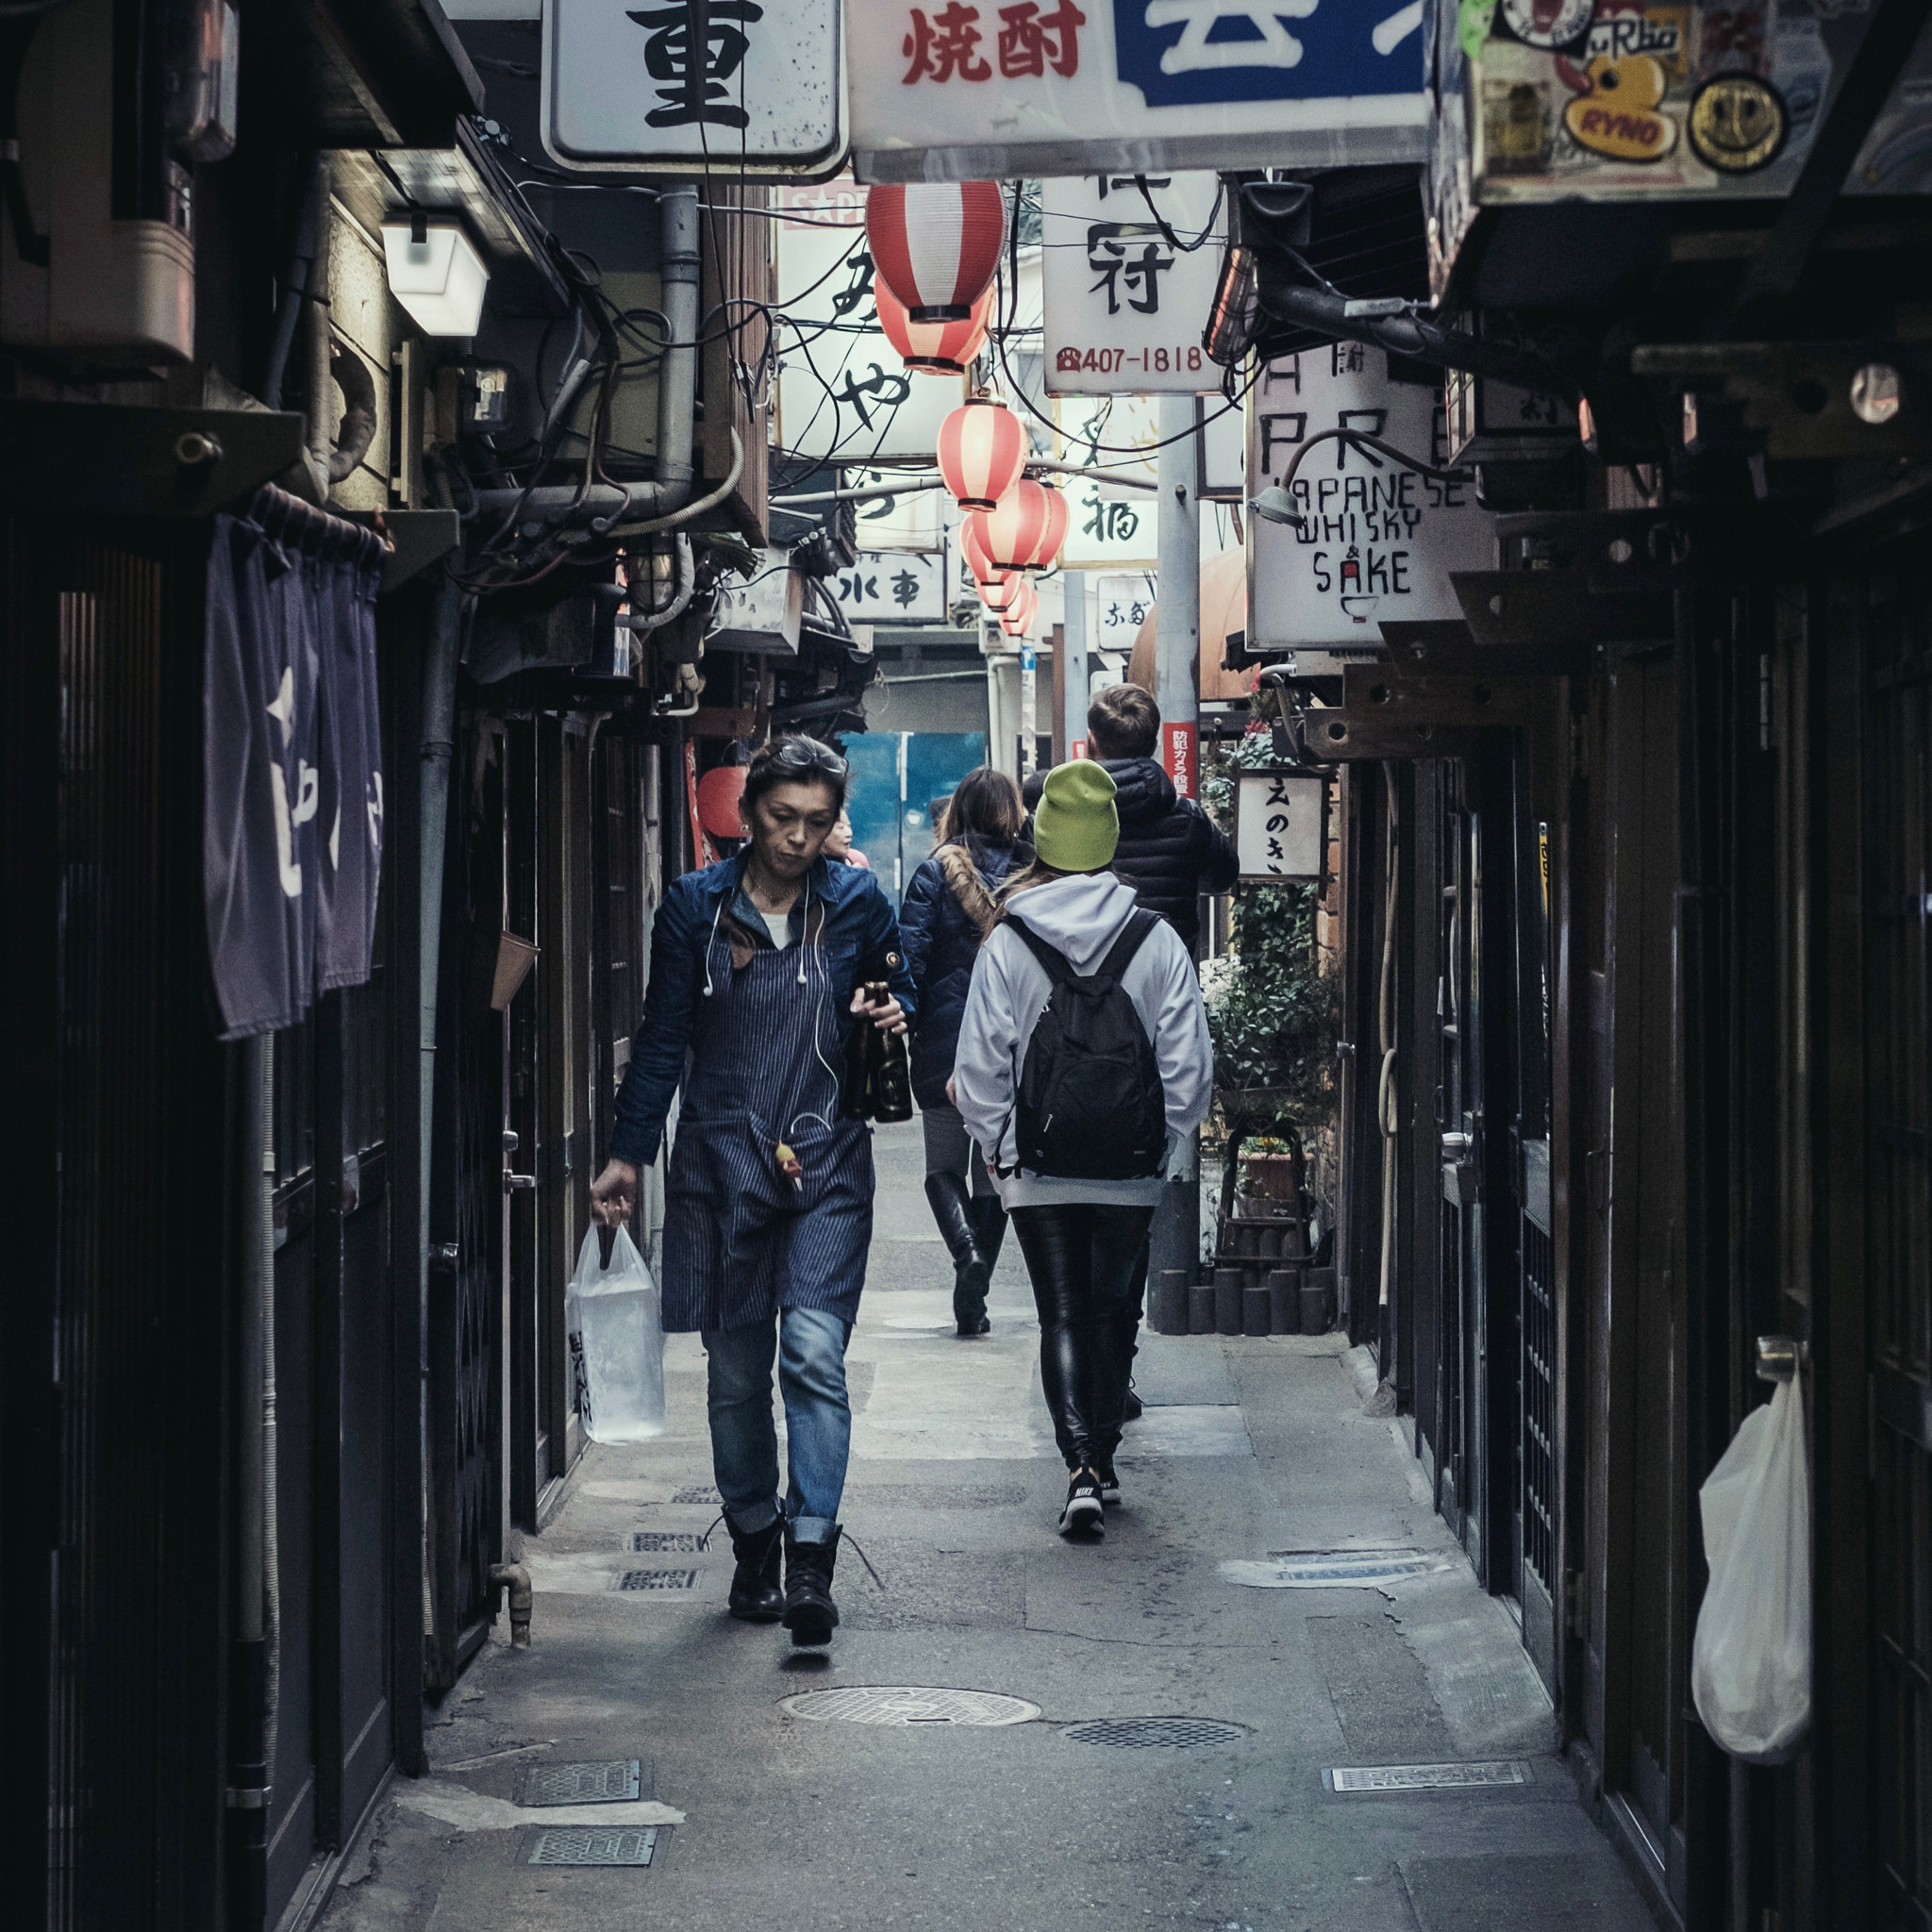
{"left": 866, "top": 180, "right": 1008, "bottom": 323}
{"left": 938, "top": 397, "right": 1026, "bottom": 510}
{"left": 876, "top": 280, "right": 991, "bottom": 376}
{"left": 975, "top": 479, "right": 1066, "bottom": 573}
{"left": 959, "top": 510, "right": 1001, "bottom": 588}
{"left": 975, "top": 566, "right": 1024, "bottom": 614}
{"left": 999, "top": 579, "right": 1039, "bottom": 637}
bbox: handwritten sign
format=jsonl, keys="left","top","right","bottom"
{"left": 1247, "top": 344, "right": 1495, "bottom": 653}
{"left": 1237, "top": 769, "right": 1324, "bottom": 880}
{"left": 831, "top": 549, "right": 947, "bottom": 624}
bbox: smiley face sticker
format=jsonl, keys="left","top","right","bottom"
{"left": 1562, "top": 54, "right": 1680, "bottom": 162}
{"left": 1688, "top": 75, "right": 1788, "bottom": 174}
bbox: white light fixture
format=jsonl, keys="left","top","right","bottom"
{"left": 381, "top": 214, "right": 490, "bottom": 337}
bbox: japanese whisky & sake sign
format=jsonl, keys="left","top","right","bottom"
{"left": 1246, "top": 344, "right": 1494, "bottom": 660}
{"left": 849, "top": 0, "right": 1431, "bottom": 179}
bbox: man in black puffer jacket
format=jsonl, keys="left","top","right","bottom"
{"left": 1024, "top": 683, "right": 1236, "bottom": 955}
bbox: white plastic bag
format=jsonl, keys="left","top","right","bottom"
{"left": 565, "top": 1224, "right": 665, "bottom": 1443}
{"left": 1690, "top": 1378, "right": 1810, "bottom": 1762}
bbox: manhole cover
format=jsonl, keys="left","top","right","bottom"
{"left": 618, "top": 1569, "right": 698, "bottom": 1591}
{"left": 670, "top": 1485, "right": 720, "bottom": 1505}
{"left": 1222, "top": 1550, "right": 1454, "bottom": 1590}
{"left": 522, "top": 1825, "right": 658, "bottom": 1867}
{"left": 514, "top": 1759, "right": 645, "bottom": 1807}
{"left": 1324, "top": 1760, "right": 1533, "bottom": 1792}
{"left": 780, "top": 1687, "right": 1041, "bottom": 1727}
{"left": 628, "top": 1531, "right": 708, "bottom": 1553}
{"left": 1060, "top": 1717, "right": 1249, "bottom": 1750}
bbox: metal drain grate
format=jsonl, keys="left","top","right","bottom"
{"left": 1060, "top": 1717, "right": 1250, "bottom": 1750}
{"left": 618, "top": 1569, "right": 698, "bottom": 1591}
{"left": 670, "top": 1485, "right": 721, "bottom": 1505}
{"left": 1222, "top": 1550, "right": 1455, "bottom": 1590}
{"left": 513, "top": 1759, "right": 644, "bottom": 1807}
{"left": 522, "top": 1825, "right": 658, "bottom": 1867}
{"left": 628, "top": 1531, "right": 708, "bottom": 1554}
{"left": 1324, "top": 1760, "right": 1533, "bottom": 1792}
{"left": 780, "top": 1686, "right": 1041, "bottom": 1727}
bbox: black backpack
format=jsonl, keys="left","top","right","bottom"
{"left": 1006, "top": 908, "right": 1167, "bottom": 1180}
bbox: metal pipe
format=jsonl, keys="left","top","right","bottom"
{"left": 263, "top": 154, "right": 325, "bottom": 412}
{"left": 226, "top": 1034, "right": 270, "bottom": 1927}
{"left": 259, "top": 1039, "right": 281, "bottom": 1800}
{"left": 769, "top": 459, "right": 1158, "bottom": 510}
{"left": 490, "top": 1563, "right": 533, "bottom": 1648}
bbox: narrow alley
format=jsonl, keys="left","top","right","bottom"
{"left": 319, "top": 1123, "right": 1653, "bottom": 1932}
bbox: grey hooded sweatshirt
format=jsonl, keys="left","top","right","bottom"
{"left": 952, "top": 872, "right": 1214, "bottom": 1208}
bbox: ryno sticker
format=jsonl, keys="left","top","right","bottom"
{"left": 1562, "top": 54, "right": 1679, "bottom": 162}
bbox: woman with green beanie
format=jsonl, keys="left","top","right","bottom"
{"left": 952, "top": 760, "right": 1213, "bottom": 1537}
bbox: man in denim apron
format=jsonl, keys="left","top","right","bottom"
{"left": 590, "top": 738, "right": 913, "bottom": 1646}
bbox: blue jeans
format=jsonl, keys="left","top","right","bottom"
{"left": 703, "top": 1307, "right": 852, "bottom": 1544}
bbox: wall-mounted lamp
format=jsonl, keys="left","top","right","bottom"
{"left": 1247, "top": 486, "right": 1303, "bottom": 528}
{"left": 381, "top": 213, "right": 490, "bottom": 338}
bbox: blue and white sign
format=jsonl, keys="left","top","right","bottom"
{"left": 850, "top": 0, "right": 1427, "bottom": 180}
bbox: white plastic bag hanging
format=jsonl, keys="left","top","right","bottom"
{"left": 565, "top": 1224, "right": 665, "bottom": 1443}
{"left": 1690, "top": 1377, "right": 1811, "bottom": 1763}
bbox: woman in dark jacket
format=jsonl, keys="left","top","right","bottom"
{"left": 898, "top": 766, "right": 1030, "bottom": 1336}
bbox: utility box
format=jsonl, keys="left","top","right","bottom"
{"left": 2, "top": 0, "right": 201, "bottom": 364}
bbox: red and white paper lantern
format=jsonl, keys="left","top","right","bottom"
{"left": 876, "top": 280, "right": 991, "bottom": 376}
{"left": 865, "top": 180, "right": 1008, "bottom": 323}
{"left": 938, "top": 397, "right": 1025, "bottom": 511}
{"left": 999, "top": 578, "right": 1039, "bottom": 637}
{"left": 972, "top": 479, "right": 1067, "bottom": 573}
{"left": 975, "top": 567, "right": 1024, "bottom": 614}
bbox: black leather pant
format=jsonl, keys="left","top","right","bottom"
{"left": 1010, "top": 1204, "right": 1155, "bottom": 1472}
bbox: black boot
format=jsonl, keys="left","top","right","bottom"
{"left": 725, "top": 1515, "right": 784, "bottom": 1623}
{"left": 970, "top": 1193, "right": 1008, "bottom": 1275}
{"left": 924, "top": 1173, "right": 991, "bottom": 1335}
{"left": 783, "top": 1524, "right": 841, "bottom": 1646}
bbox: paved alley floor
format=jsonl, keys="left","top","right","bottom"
{"left": 321, "top": 1123, "right": 1657, "bottom": 1932}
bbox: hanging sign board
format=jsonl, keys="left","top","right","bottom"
{"left": 1042, "top": 173, "right": 1224, "bottom": 395}
{"left": 1247, "top": 345, "right": 1493, "bottom": 666}
{"left": 774, "top": 190, "right": 965, "bottom": 463}
{"left": 847, "top": 0, "right": 1429, "bottom": 179}
{"left": 1056, "top": 394, "right": 1160, "bottom": 568}
{"left": 1237, "top": 768, "right": 1325, "bottom": 881}
{"left": 1197, "top": 391, "right": 1245, "bottom": 500}
{"left": 543, "top": 0, "right": 846, "bottom": 177}
{"left": 847, "top": 471, "right": 946, "bottom": 551}
{"left": 708, "top": 553, "right": 806, "bottom": 657}
{"left": 832, "top": 549, "right": 947, "bottom": 624}
{"left": 1095, "top": 571, "right": 1156, "bottom": 649}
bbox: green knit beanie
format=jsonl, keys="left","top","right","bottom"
{"left": 1032, "top": 759, "right": 1120, "bottom": 873}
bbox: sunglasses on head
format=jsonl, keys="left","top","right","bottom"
{"left": 768, "top": 737, "right": 848, "bottom": 778}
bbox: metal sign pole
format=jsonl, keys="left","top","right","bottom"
{"left": 1149, "top": 391, "right": 1201, "bottom": 1291}
{"left": 1062, "top": 571, "right": 1090, "bottom": 756}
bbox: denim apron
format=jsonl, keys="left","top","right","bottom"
{"left": 660, "top": 909, "right": 874, "bottom": 1334}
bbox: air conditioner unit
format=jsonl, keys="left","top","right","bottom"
{"left": 0, "top": 0, "right": 232, "bottom": 364}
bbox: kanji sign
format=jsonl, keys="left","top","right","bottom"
{"left": 848, "top": 471, "right": 946, "bottom": 551}
{"left": 831, "top": 549, "right": 947, "bottom": 624}
{"left": 1246, "top": 345, "right": 1495, "bottom": 664}
{"left": 1236, "top": 768, "right": 1324, "bottom": 880}
{"left": 1043, "top": 173, "right": 1224, "bottom": 396}
{"left": 1094, "top": 571, "right": 1155, "bottom": 648}
{"left": 544, "top": 0, "right": 845, "bottom": 177}
{"left": 850, "top": 0, "right": 1428, "bottom": 180}
{"left": 1056, "top": 393, "right": 1160, "bottom": 568}
{"left": 774, "top": 189, "right": 965, "bottom": 463}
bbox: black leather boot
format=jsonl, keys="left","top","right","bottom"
{"left": 924, "top": 1173, "right": 991, "bottom": 1334}
{"left": 725, "top": 1515, "right": 784, "bottom": 1623}
{"left": 783, "top": 1524, "right": 841, "bottom": 1646}
{"left": 970, "top": 1193, "right": 1008, "bottom": 1274}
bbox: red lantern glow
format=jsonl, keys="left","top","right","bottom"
{"left": 876, "top": 280, "right": 991, "bottom": 376}
{"left": 975, "top": 479, "right": 1066, "bottom": 572}
{"left": 938, "top": 398, "right": 1026, "bottom": 511}
{"left": 865, "top": 181, "right": 1008, "bottom": 323}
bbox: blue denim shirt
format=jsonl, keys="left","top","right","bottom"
{"left": 608, "top": 852, "right": 916, "bottom": 1168}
